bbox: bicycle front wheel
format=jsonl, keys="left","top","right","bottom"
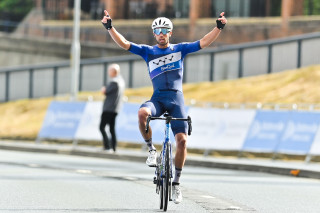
{"left": 163, "top": 144, "right": 170, "bottom": 211}
{"left": 158, "top": 161, "right": 163, "bottom": 209}
{"left": 159, "top": 180, "right": 163, "bottom": 209}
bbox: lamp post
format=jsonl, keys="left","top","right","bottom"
{"left": 70, "top": 0, "right": 81, "bottom": 101}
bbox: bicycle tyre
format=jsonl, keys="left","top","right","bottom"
{"left": 163, "top": 144, "right": 170, "bottom": 211}
{"left": 159, "top": 182, "right": 163, "bottom": 209}
{"left": 159, "top": 164, "right": 163, "bottom": 209}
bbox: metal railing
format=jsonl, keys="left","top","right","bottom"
{"left": 208, "top": 32, "right": 316, "bottom": 77}
{"left": 1, "top": 32, "right": 320, "bottom": 102}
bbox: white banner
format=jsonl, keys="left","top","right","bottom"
{"left": 188, "top": 107, "right": 256, "bottom": 150}
{"left": 40, "top": 101, "right": 320, "bottom": 156}
{"left": 309, "top": 127, "right": 320, "bottom": 156}
{"left": 75, "top": 101, "right": 103, "bottom": 140}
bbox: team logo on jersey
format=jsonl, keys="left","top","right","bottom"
{"left": 152, "top": 54, "right": 174, "bottom": 65}
{"left": 161, "top": 64, "right": 175, "bottom": 71}
{"left": 149, "top": 52, "right": 181, "bottom": 79}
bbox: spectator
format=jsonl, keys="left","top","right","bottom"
{"left": 99, "top": 64, "right": 125, "bottom": 152}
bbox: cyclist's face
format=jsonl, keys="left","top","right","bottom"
{"left": 153, "top": 28, "right": 172, "bottom": 47}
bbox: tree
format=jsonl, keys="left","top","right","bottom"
{"left": 304, "top": 0, "right": 320, "bottom": 15}
{"left": 0, "top": 0, "right": 33, "bottom": 22}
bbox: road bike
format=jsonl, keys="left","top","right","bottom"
{"left": 145, "top": 112, "right": 192, "bottom": 211}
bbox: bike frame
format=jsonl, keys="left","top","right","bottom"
{"left": 162, "top": 118, "right": 172, "bottom": 174}
{"left": 146, "top": 113, "right": 192, "bottom": 211}
{"left": 161, "top": 118, "right": 173, "bottom": 199}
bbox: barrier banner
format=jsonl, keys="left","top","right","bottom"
{"left": 116, "top": 103, "right": 142, "bottom": 143}
{"left": 242, "top": 110, "right": 289, "bottom": 152}
{"left": 275, "top": 111, "right": 320, "bottom": 154}
{"left": 309, "top": 127, "right": 320, "bottom": 156}
{"left": 38, "top": 101, "right": 86, "bottom": 139}
{"left": 75, "top": 102, "right": 103, "bottom": 140}
{"left": 188, "top": 108, "right": 256, "bottom": 150}
{"left": 38, "top": 101, "right": 320, "bottom": 156}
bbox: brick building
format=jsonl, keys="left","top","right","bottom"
{"left": 33, "top": 0, "right": 305, "bottom": 20}
{"left": 24, "top": 0, "right": 317, "bottom": 46}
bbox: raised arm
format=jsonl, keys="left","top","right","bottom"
{"left": 200, "top": 12, "right": 227, "bottom": 49}
{"left": 101, "top": 10, "right": 131, "bottom": 50}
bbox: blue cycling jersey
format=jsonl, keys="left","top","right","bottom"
{"left": 129, "top": 41, "right": 201, "bottom": 92}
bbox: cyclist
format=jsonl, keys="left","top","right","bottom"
{"left": 101, "top": 10, "right": 227, "bottom": 204}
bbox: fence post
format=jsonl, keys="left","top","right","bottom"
{"left": 238, "top": 49, "right": 243, "bottom": 78}
{"left": 128, "top": 60, "right": 133, "bottom": 88}
{"left": 297, "top": 39, "right": 302, "bottom": 68}
{"left": 79, "top": 65, "right": 83, "bottom": 91}
{"left": 5, "top": 72, "right": 9, "bottom": 102}
{"left": 267, "top": 44, "right": 273, "bottom": 74}
{"left": 29, "top": 69, "right": 34, "bottom": 99}
{"left": 53, "top": 67, "right": 58, "bottom": 96}
{"left": 209, "top": 53, "right": 215, "bottom": 82}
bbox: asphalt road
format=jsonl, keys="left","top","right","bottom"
{"left": 0, "top": 149, "right": 320, "bottom": 213}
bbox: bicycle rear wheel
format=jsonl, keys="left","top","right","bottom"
{"left": 163, "top": 144, "right": 170, "bottom": 211}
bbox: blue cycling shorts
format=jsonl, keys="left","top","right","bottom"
{"left": 140, "top": 90, "right": 187, "bottom": 136}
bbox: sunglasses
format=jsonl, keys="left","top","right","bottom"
{"left": 153, "top": 28, "right": 171, "bottom": 35}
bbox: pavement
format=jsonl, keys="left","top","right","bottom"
{"left": 0, "top": 140, "right": 320, "bottom": 179}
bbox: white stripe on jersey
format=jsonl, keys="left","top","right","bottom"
{"left": 148, "top": 52, "right": 181, "bottom": 73}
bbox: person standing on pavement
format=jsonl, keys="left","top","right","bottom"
{"left": 101, "top": 10, "right": 227, "bottom": 203}
{"left": 99, "top": 64, "right": 125, "bottom": 152}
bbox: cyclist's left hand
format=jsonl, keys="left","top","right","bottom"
{"left": 217, "top": 12, "right": 227, "bottom": 24}
{"left": 101, "top": 10, "right": 111, "bottom": 23}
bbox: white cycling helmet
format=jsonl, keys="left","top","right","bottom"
{"left": 151, "top": 17, "right": 173, "bottom": 30}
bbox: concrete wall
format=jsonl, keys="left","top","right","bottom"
{"left": 0, "top": 33, "right": 128, "bottom": 67}
{"left": 6, "top": 9, "right": 320, "bottom": 68}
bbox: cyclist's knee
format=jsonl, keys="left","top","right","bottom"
{"left": 175, "top": 133, "right": 187, "bottom": 149}
{"left": 138, "top": 107, "right": 151, "bottom": 123}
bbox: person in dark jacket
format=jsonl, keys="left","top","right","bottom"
{"left": 99, "top": 64, "right": 125, "bottom": 152}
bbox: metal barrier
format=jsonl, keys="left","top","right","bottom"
{"left": 1, "top": 32, "right": 320, "bottom": 102}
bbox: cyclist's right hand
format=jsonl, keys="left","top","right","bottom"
{"left": 101, "top": 9, "right": 130, "bottom": 50}
{"left": 101, "top": 10, "right": 113, "bottom": 30}
{"left": 101, "top": 10, "right": 111, "bottom": 24}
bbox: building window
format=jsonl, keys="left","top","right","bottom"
{"left": 174, "top": 0, "right": 189, "bottom": 18}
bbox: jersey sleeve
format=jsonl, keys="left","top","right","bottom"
{"left": 181, "top": 40, "right": 201, "bottom": 57}
{"left": 128, "top": 42, "right": 147, "bottom": 59}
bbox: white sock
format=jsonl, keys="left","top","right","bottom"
{"left": 173, "top": 167, "right": 182, "bottom": 183}
{"left": 145, "top": 138, "right": 156, "bottom": 151}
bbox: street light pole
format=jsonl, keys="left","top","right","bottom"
{"left": 70, "top": 0, "right": 81, "bottom": 101}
